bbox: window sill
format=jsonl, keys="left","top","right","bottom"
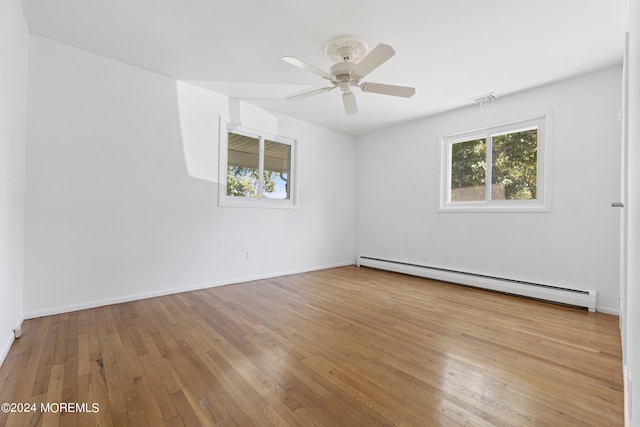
{"left": 219, "top": 197, "right": 299, "bottom": 209}
{"left": 438, "top": 201, "right": 550, "bottom": 213}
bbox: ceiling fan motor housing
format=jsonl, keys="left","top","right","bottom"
{"left": 330, "top": 62, "right": 359, "bottom": 92}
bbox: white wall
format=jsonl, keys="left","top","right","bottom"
{"left": 0, "top": 0, "right": 28, "bottom": 365}
{"left": 23, "top": 37, "right": 355, "bottom": 317}
{"left": 355, "top": 66, "right": 622, "bottom": 313}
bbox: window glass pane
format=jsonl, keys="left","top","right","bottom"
{"left": 263, "top": 140, "right": 290, "bottom": 200}
{"left": 450, "top": 138, "right": 487, "bottom": 202}
{"left": 491, "top": 128, "right": 537, "bottom": 200}
{"left": 227, "top": 132, "right": 260, "bottom": 198}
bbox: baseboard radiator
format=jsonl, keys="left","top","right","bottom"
{"left": 356, "top": 256, "right": 597, "bottom": 312}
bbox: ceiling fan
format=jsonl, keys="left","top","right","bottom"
{"left": 283, "top": 37, "right": 416, "bottom": 115}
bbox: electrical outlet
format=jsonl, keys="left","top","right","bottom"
{"left": 246, "top": 250, "right": 253, "bottom": 261}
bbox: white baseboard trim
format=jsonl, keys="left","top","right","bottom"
{"left": 0, "top": 332, "right": 14, "bottom": 369}
{"left": 23, "top": 262, "right": 354, "bottom": 319}
{"left": 597, "top": 306, "right": 621, "bottom": 316}
{"left": 0, "top": 318, "right": 23, "bottom": 368}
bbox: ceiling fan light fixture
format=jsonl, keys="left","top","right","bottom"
{"left": 339, "top": 81, "right": 351, "bottom": 92}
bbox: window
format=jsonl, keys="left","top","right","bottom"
{"left": 219, "top": 122, "right": 296, "bottom": 208}
{"left": 440, "top": 116, "right": 549, "bottom": 211}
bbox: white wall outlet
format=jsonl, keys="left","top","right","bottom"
{"left": 246, "top": 250, "right": 253, "bottom": 261}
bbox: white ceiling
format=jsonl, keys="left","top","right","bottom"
{"left": 20, "top": 0, "right": 628, "bottom": 136}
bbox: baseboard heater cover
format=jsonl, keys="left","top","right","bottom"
{"left": 356, "top": 256, "right": 597, "bottom": 312}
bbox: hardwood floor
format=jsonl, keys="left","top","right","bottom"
{"left": 0, "top": 266, "right": 623, "bottom": 426}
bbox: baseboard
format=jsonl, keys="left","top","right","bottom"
{"left": 597, "top": 306, "right": 620, "bottom": 316}
{"left": 23, "top": 261, "right": 354, "bottom": 319}
{"left": 0, "top": 318, "right": 23, "bottom": 368}
{"left": 0, "top": 332, "right": 14, "bottom": 369}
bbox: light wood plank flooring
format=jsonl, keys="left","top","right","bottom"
{"left": 0, "top": 266, "right": 623, "bottom": 426}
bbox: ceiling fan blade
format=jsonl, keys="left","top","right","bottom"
{"left": 283, "top": 56, "right": 333, "bottom": 80}
{"left": 353, "top": 44, "right": 395, "bottom": 79}
{"left": 342, "top": 92, "right": 358, "bottom": 115}
{"left": 360, "top": 82, "right": 416, "bottom": 98}
{"left": 286, "top": 86, "right": 335, "bottom": 101}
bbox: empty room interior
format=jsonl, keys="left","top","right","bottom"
{"left": 2, "top": 0, "right": 640, "bottom": 425}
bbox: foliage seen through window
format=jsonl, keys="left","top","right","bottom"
{"left": 450, "top": 128, "right": 537, "bottom": 203}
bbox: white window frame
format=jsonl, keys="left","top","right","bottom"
{"left": 219, "top": 121, "right": 298, "bottom": 208}
{"left": 439, "top": 114, "right": 551, "bottom": 212}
